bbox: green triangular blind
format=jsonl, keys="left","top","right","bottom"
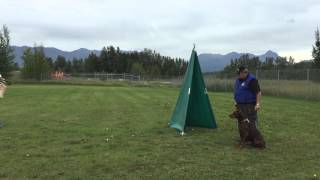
{"left": 169, "top": 49, "right": 217, "bottom": 132}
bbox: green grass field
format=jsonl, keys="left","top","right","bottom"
{"left": 0, "top": 84, "right": 319, "bottom": 179}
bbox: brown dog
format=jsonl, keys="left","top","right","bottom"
{"left": 229, "top": 109, "right": 266, "bottom": 149}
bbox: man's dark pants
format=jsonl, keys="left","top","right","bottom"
{"left": 237, "top": 104, "right": 258, "bottom": 128}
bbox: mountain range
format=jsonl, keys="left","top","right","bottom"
{"left": 12, "top": 46, "right": 100, "bottom": 66}
{"left": 11, "top": 46, "right": 279, "bottom": 72}
{"left": 198, "top": 50, "right": 279, "bottom": 72}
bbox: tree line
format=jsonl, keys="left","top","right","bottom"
{"left": 220, "top": 55, "right": 296, "bottom": 74}
{"left": 21, "top": 46, "right": 188, "bottom": 80}
{"left": 216, "top": 54, "right": 317, "bottom": 79}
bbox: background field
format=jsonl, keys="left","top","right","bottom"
{"left": 0, "top": 84, "right": 319, "bottom": 179}
{"left": 204, "top": 77, "right": 320, "bottom": 101}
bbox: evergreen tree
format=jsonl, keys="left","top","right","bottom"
{"left": 275, "top": 57, "right": 288, "bottom": 69}
{"left": 65, "top": 61, "right": 72, "bottom": 73}
{"left": 21, "top": 48, "right": 34, "bottom": 79}
{"left": 71, "top": 58, "right": 84, "bottom": 73}
{"left": 312, "top": 27, "right": 320, "bottom": 68}
{"left": 47, "top": 57, "right": 54, "bottom": 70}
{"left": 33, "top": 46, "right": 50, "bottom": 80}
{"left": 21, "top": 46, "right": 50, "bottom": 80}
{"left": 84, "top": 53, "right": 99, "bottom": 73}
{"left": 0, "top": 25, "right": 14, "bottom": 78}
{"left": 130, "top": 63, "right": 145, "bottom": 76}
{"left": 54, "top": 55, "right": 67, "bottom": 71}
{"left": 99, "top": 47, "right": 108, "bottom": 72}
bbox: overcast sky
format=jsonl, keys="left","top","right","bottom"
{"left": 1, "top": 0, "right": 319, "bottom": 61}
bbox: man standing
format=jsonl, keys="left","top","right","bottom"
{"left": 234, "top": 66, "right": 261, "bottom": 127}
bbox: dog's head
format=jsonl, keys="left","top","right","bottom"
{"left": 229, "top": 109, "right": 242, "bottom": 119}
{"left": 229, "top": 107, "right": 251, "bottom": 124}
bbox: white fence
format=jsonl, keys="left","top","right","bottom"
{"left": 29, "top": 69, "right": 320, "bottom": 100}
{"left": 64, "top": 73, "right": 141, "bottom": 81}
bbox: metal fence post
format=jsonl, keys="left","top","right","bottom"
{"left": 277, "top": 69, "right": 280, "bottom": 96}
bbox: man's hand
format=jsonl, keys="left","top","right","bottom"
{"left": 255, "top": 91, "right": 261, "bottom": 111}
{"left": 255, "top": 103, "right": 261, "bottom": 111}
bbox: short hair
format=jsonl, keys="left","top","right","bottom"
{"left": 237, "top": 66, "right": 248, "bottom": 74}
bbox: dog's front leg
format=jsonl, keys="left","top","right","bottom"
{"left": 237, "top": 124, "right": 248, "bottom": 149}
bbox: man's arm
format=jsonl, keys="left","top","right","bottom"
{"left": 255, "top": 91, "right": 261, "bottom": 111}
{"left": 249, "top": 79, "right": 262, "bottom": 111}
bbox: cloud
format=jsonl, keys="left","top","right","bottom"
{"left": 1, "top": 0, "right": 319, "bottom": 60}
{"left": 286, "top": 18, "right": 296, "bottom": 23}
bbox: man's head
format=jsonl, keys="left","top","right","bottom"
{"left": 237, "top": 66, "right": 249, "bottom": 79}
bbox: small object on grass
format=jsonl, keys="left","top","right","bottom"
{"left": 180, "top": 132, "right": 186, "bottom": 136}
{"left": 26, "top": 154, "right": 30, "bottom": 157}
{"left": 314, "top": 174, "right": 317, "bottom": 177}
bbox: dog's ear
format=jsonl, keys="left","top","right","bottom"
{"left": 230, "top": 110, "right": 243, "bottom": 119}
{"left": 236, "top": 109, "right": 245, "bottom": 119}
{"left": 229, "top": 111, "right": 237, "bottom": 118}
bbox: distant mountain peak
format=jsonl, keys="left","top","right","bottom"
{"left": 11, "top": 45, "right": 101, "bottom": 66}
{"left": 265, "top": 50, "right": 276, "bottom": 53}
{"left": 73, "top": 48, "right": 91, "bottom": 52}
{"left": 264, "top": 50, "right": 278, "bottom": 56}
{"left": 198, "top": 50, "right": 279, "bottom": 72}
{"left": 227, "top": 51, "right": 239, "bottom": 55}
